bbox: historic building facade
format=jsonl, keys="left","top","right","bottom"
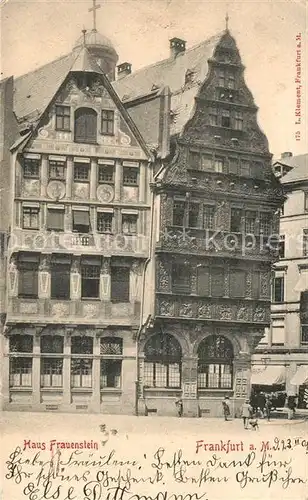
{"left": 115, "top": 31, "right": 284, "bottom": 417}
{"left": 252, "top": 153, "right": 308, "bottom": 410}
{"left": 2, "top": 35, "right": 152, "bottom": 413}
{"left": 2, "top": 25, "right": 283, "bottom": 416}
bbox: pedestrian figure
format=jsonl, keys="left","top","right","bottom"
{"left": 175, "top": 398, "right": 183, "bottom": 417}
{"left": 287, "top": 395, "right": 296, "bottom": 420}
{"left": 265, "top": 394, "right": 272, "bottom": 421}
{"left": 241, "top": 399, "right": 252, "bottom": 429}
{"left": 222, "top": 396, "right": 231, "bottom": 421}
{"left": 249, "top": 413, "right": 259, "bottom": 431}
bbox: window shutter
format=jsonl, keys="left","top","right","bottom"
{"left": 111, "top": 267, "right": 130, "bottom": 302}
{"left": 197, "top": 266, "right": 210, "bottom": 295}
{"left": 75, "top": 108, "right": 97, "bottom": 143}
{"left": 230, "top": 269, "right": 246, "bottom": 297}
{"left": 47, "top": 210, "right": 64, "bottom": 230}
{"left": 211, "top": 267, "right": 224, "bottom": 297}
{"left": 19, "top": 269, "right": 38, "bottom": 297}
{"left": 51, "top": 265, "right": 70, "bottom": 299}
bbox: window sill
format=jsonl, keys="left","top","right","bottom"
{"left": 74, "top": 140, "right": 98, "bottom": 145}
{"left": 55, "top": 129, "right": 71, "bottom": 133}
{"left": 100, "top": 133, "right": 115, "bottom": 137}
{"left": 144, "top": 387, "right": 181, "bottom": 392}
{"left": 40, "top": 387, "right": 63, "bottom": 391}
{"left": 100, "top": 388, "right": 122, "bottom": 393}
{"left": 81, "top": 297, "right": 101, "bottom": 301}
{"left": 47, "top": 229, "right": 64, "bottom": 232}
{"left": 50, "top": 297, "right": 70, "bottom": 301}
{"left": 98, "top": 181, "right": 115, "bottom": 185}
{"left": 73, "top": 179, "right": 90, "bottom": 183}
{"left": 110, "top": 300, "right": 130, "bottom": 304}
{"left": 18, "top": 296, "right": 38, "bottom": 299}
{"left": 123, "top": 184, "right": 139, "bottom": 188}
{"left": 71, "top": 387, "right": 92, "bottom": 392}
{"left": 22, "top": 227, "right": 39, "bottom": 231}
{"left": 23, "top": 177, "right": 40, "bottom": 180}
{"left": 10, "top": 386, "right": 33, "bottom": 391}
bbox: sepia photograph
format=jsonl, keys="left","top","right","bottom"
{"left": 0, "top": 0, "right": 307, "bottom": 498}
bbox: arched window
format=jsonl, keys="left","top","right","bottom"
{"left": 74, "top": 107, "right": 97, "bottom": 144}
{"left": 198, "top": 335, "right": 233, "bottom": 389}
{"left": 144, "top": 333, "right": 182, "bottom": 388}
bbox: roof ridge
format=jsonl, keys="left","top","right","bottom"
{"left": 14, "top": 52, "right": 73, "bottom": 83}
{"left": 114, "top": 30, "right": 225, "bottom": 84}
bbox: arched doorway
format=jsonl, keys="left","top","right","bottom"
{"left": 144, "top": 333, "right": 182, "bottom": 388}
{"left": 197, "top": 335, "right": 234, "bottom": 389}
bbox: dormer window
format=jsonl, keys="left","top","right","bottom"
{"left": 74, "top": 107, "right": 97, "bottom": 144}
{"left": 101, "top": 110, "right": 115, "bottom": 136}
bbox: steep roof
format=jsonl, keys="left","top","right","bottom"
{"left": 277, "top": 154, "right": 308, "bottom": 184}
{"left": 114, "top": 32, "right": 225, "bottom": 136}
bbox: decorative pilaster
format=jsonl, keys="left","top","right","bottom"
{"left": 90, "top": 158, "right": 97, "bottom": 200}
{"left": 139, "top": 163, "right": 146, "bottom": 203}
{"left": 91, "top": 334, "right": 101, "bottom": 411}
{"left": 71, "top": 257, "right": 81, "bottom": 300}
{"left": 2, "top": 335, "right": 10, "bottom": 406}
{"left": 114, "top": 160, "right": 122, "bottom": 202}
{"left": 66, "top": 157, "right": 73, "bottom": 199}
{"left": 38, "top": 254, "right": 50, "bottom": 299}
{"left": 32, "top": 332, "right": 41, "bottom": 405}
{"left": 40, "top": 154, "right": 48, "bottom": 197}
{"left": 63, "top": 329, "right": 72, "bottom": 405}
{"left": 130, "top": 260, "right": 142, "bottom": 301}
{"left": 181, "top": 355, "right": 198, "bottom": 417}
{"left": 100, "top": 258, "right": 111, "bottom": 301}
{"left": 8, "top": 255, "right": 18, "bottom": 297}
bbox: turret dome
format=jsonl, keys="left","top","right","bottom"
{"left": 73, "top": 29, "right": 118, "bottom": 80}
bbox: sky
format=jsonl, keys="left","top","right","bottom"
{"left": 0, "top": 0, "right": 307, "bottom": 160}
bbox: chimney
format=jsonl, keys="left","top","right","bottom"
{"left": 281, "top": 152, "right": 293, "bottom": 159}
{"left": 170, "top": 37, "right": 186, "bottom": 58}
{"left": 117, "top": 62, "right": 132, "bottom": 79}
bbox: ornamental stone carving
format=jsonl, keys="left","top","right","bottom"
{"left": 23, "top": 180, "right": 40, "bottom": 197}
{"left": 101, "top": 258, "right": 111, "bottom": 275}
{"left": 236, "top": 306, "right": 249, "bottom": 322}
{"left": 83, "top": 303, "right": 98, "bottom": 318}
{"left": 260, "top": 271, "right": 270, "bottom": 298}
{"left": 159, "top": 300, "right": 173, "bottom": 316}
{"left": 20, "top": 302, "right": 38, "bottom": 314}
{"left": 179, "top": 302, "right": 193, "bottom": 318}
{"left": 47, "top": 181, "right": 66, "bottom": 200}
{"left": 51, "top": 302, "right": 70, "bottom": 317}
{"left": 245, "top": 270, "right": 253, "bottom": 298}
{"left": 197, "top": 303, "right": 212, "bottom": 319}
{"left": 218, "top": 304, "right": 232, "bottom": 321}
{"left": 157, "top": 260, "right": 170, "bottom": 292}
{"left": 73, "top": 184, "right": 88, "bottom": 200}
{"left": 131, "top": 259, "right": 143, "bottom": 276}
{"left": 97, "top": 184, "right": 115, "bottom": 203}
{"left": 253, "top": 305, "right": 266, "bottom": 322}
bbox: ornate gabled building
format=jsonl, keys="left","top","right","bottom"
{"left": 2, "top": 33, "right": 153, "bottom": 414}
{"left": 115, "top": 30, "right": 284, "bottom": 417}
{"left": 1, "top": 22, "right": 283, "bottom": 416}
{"left": 252, "top": 153, "right": 308, "bottom": 411}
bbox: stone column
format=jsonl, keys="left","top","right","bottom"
{"left": 2, "top": 335, "right": 10, "bottom": 406}
{"left": 90, "top": 158, "right": 97, "bottom": 200}
{"left": 100, "top": 258, "right": 111, "bottom": 301}
{"left": 91, "top": 334, "right": 101, "bottom": 412}
{"left": 139, "top": 163, "right": 146, "bottom": 203}
{"left": 40, "top": 154, "right": 48, "bottom": 197}
{"left": 63, "top": 330, "right": 72, "bottom": 407}
{"left": 181, "top": 355, "right": 199, "bottom": 417}
{"left": 32, "top": 332, "right": 41, "bottom": 406}
{"left": 233, "top": 355, "right": 250, "bottom": 418}
{"left": 114, "top": 160, "right": 122, "bottom": 202}
{"left": 66, "top": 157, "right": 73, "bottom": 199}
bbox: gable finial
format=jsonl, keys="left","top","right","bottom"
{"left": 89, "top": 0, "right": 101, "bottom": 32}
{"left": 225, "top": 9, "right": 229, "bottom": 31}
